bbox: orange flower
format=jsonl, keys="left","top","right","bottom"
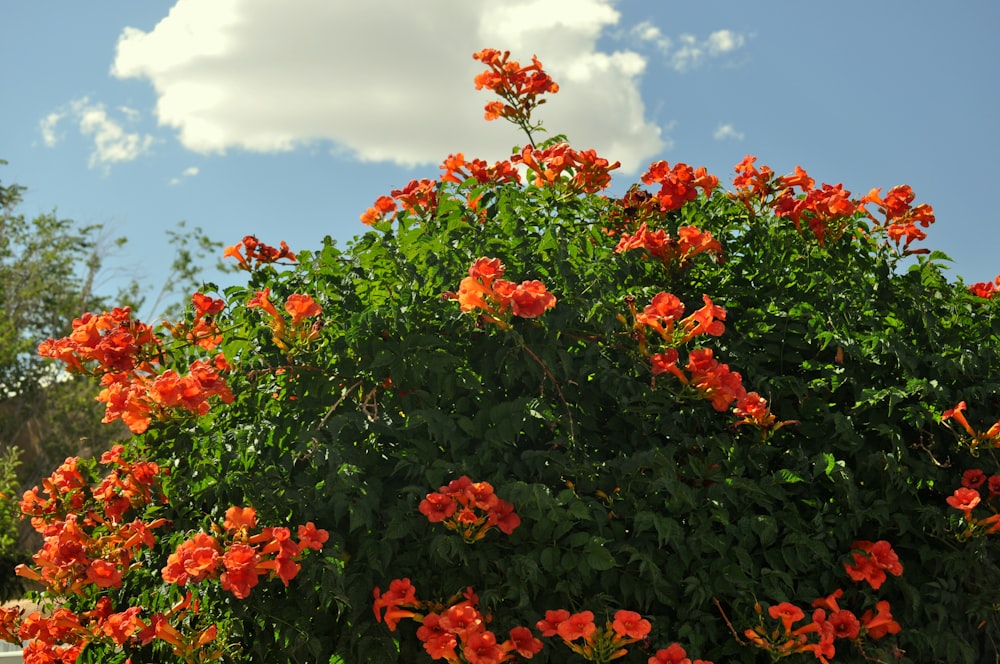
{"left": 473, "top": 49, "right": 559, "bottom": 125}
{"left": 556, "top": 611, "right": 596, "bottom": 641}
{"left": 861, "top": 601, "right": 900, "bottom": 639}
{"left": 612, "top": 610, "right": 651, "bottom": 640}
{"left": 224, "top": 506, "right": 258, "bottom": 534}
{"left": 360, "top": 195, "right": 397, "bottom": 225}
{"left": 510, "top": 280, "right": 556, "bottom": 318}
{"left": 947, "top": 486, "right": 982, "bottom": 518}
{"left": 768, "top": 602, "right": 805, "bottom": 633}
{"left": 284, "top": 294, "right": 322, "bottom": 326}
{"left": 297, "top": 522, "right": 329, "bottom": 552}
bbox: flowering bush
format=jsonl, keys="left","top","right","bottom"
{"left": 8, "top": 48, "right": 1000, "bottom": 663}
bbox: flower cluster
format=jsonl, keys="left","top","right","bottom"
{"left": 614, "top": 222, "right": 722, "bottom": 269}
{"left": 447, "top": 257, "right": 556, "bottom": 328}
{"left": 732, "top": 156, "right": 936, "bottom": 252}
{"left": 945, "top": 468, "right": 1000, "bottom": 537}
{"left": 842, "top": 540, "right": 904, "bottom": 590}
{"left": 3, "top": 593, "right": 222, "bottom": 663}
{"left": 745, "top": 541, "right": 903, "bottom": 662}
{"left": 472, "top": 48, "right": 559, "bottom": 129}
{"left": 537, "top": 609, "right": 656, "bottom": 663}
{"left": 640, "top": 160, "right": 718, "bottom": 212}
{"left": 512, "top": 143, "right": 621, "bottom": 194}
{"left": 246, "top": 287, "right": 323, "bottom": 354}
{"left": 9, "top": 449, "right": 226, "bottom": 662}
{"left": 418, "top": 476, "right": 520, "bottom": 543}
{"left": 17, "top": 448, "right": 167, "bottom": 594}
{"left": 374, "top": 580, "right": 541, "bottom": 663}
{"left": 969, "top": 275, "right": 1000, "bottom": 299}
{"left": 38, "top": 306, "right": 233, "bottom": 434}
{"left": 732, "top": 157, "right": 854, "bottom": 245}
{"left": 623, "top": 293, "right": 792, "bottom": 438}
{"left": 860, "top": 184, "right": 935, "bottom": 250}
{"left": 162, "top": 506, "right": 328, "bottom": 599}
{"left": 223, "top": 234, "right": 297, "bottom": 271}
{"left": 441, "top": 153, "right": 522, "bottom": 188}
{"left": 940, "top": 401, "right": 1000, "bottom": 452}
{"left": 162, "top": 292, "right": 226, "bottom": 351}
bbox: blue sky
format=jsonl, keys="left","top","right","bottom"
{"left": 3, "top": 0, "right": 998, "bottom": 316}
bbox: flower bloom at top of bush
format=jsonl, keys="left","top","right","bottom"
{"left": 447, "top": 258, "right": 556, "bottom": 328}
{"left": 418, "top": 475, "right": 520, "bottom": 542}
{"left": 473, "top": 48, "right": 559, "bottom": 127}
{"left": 860, "top": 184, "right": 935, "bottom": 250}
{"left": 223, "top": 234, "right": 296, "bottom": 271}
{"left": 968, "top": 275, "right": 1000, "bottom": 299}
{"left": 513, "top": 143, "right": 621, "bottom": 194}
{"left": 641, "top": 160, "right": 718, "bottom": 212}
{"left": 614, "top": 223, "right": 722, "bottom": 269}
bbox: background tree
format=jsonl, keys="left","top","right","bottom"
{"left": 0, "top": 161, "right": 225, "bottom": 599}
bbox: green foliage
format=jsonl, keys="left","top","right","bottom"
{"left": 0, "top": 445, "right": 26, "bottom": 602}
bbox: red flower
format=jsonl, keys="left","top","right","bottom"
{"left": 419, "top": 492, "right": 457, "bottom": 523}
{"left": 768, "top": 602, "right": 805, "bottom": 633}
{"left": 556, "top": 611, "right": 596, "bottom": 641}
{"left": 843, "top": 540, "right": 903, "bottom": 590}
{"left": 947, "top": 486, "right": 982, "bottom": 517}
{"left": 297, "top": 522, "right": 330, "bottom": 552}
{"left": 224, "top": 506, "right": 257, "bottom": 533}
{"left": 510, "top": 280, "right": 557, "bottom": 318}
{"left": 612, "top": 610, "right": 651, "bottom": 640}
{"left": 536, "top": 609, "right": 570, "bottom": 637}
{"left": 962, "top": 468, "right": 987, "bottom": 489}
{"left": 861, "top": 600, "right": 901, "bottom": 639}
{"left": 828, "top": 609, "right": 860, "bottom": 640}
{"left": 464, "top": 630, "right": 504, "bottom": 664}
{"left": 648, "top": 643, "right": 692, "bottom": 664}
{"left": 507, "top": 626, "right": 543, "bottom": 658}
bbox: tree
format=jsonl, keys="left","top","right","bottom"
{"left": 7, "top": 50, "right": 1000, "bottom": 663}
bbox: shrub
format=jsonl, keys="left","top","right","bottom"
{"left": 6, "top": 48, "right": 1000, "bottom": 664}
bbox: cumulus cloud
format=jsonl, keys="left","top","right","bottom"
{"left": 111, "top": 0, "right": 664, "bottom": 173}
{"left": 39, "top": 97, "right": 155, "bottom": 171}
{"left": 713, "top": 123, "right": 744, "bottom": 141}
{"left": 168, "top": 166, "right": 200, "bottom": 185}
{"left": 630, "top": 25, "right": 748, "bottom": 72}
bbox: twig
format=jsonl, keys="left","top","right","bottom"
{"left": 520, "top": 343, "right": 576, "bottom": 444}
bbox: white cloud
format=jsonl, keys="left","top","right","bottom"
{"left": 706, "top": 30, "right": 745, "bottom": 56}
{"left": 628, "top": 26, "right": 748, "bottom": 73}
{"left": 168, "top": 165, "right": 200, "bottom": 185}
{"left": 630, "top": 21, "right": 672, "bottom": 55}
{"left": 713, "top": 123, "right": 744, "bottom": 141}
{"left": 39, "top": 97, "right": 155, "bottom": 171}
{"left": 39, "top": 112, "right": 65, "bottom": 147}
{"left": 110, "top": 0, "right": 665, "bottom": 173}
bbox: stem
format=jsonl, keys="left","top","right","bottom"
{"left": 519, "top": 342, "right": 576, "bottom": 445}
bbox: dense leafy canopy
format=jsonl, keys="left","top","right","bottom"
{"left": 7, "top": 51, "right": 1000, "bottom": 664}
